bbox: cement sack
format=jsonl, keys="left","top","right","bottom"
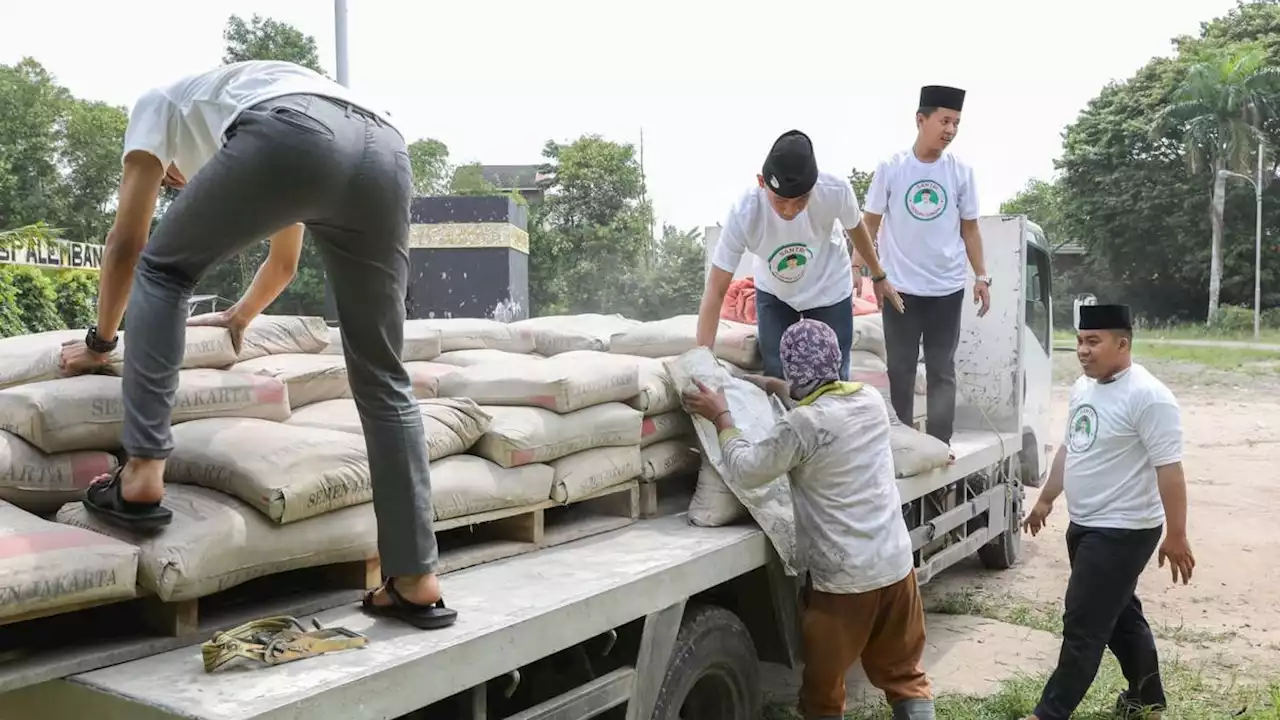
{"left": 435, "top": 349, "right": 540, "bottom": 367}
{"left": 640, "top": 440, "right": 699, "bottom": 482}
{"left": 665, "top": 348, "right": 798, "bottom": 575}
{"left": 641, "top": 410, "right": 694, "bottom": 448}
{"left": 229, "top": 353, "right": 349, "bottom": 410}
{"left": 321, "top": 324, "right": 443, "bottom": 362}
{"left": 511, "top": 314, "right": 643, "bottom": 355}
{"left": 890, "top": 423, "right": 951, "bottom": 478}
{"left": 549, "top": 445, "right": 641, "bottom": 504}
{"left": 852, "top": 314, "right": 887, "bottom": 362}
{"left": 0, "top": 500, "right": 139, "bottom": 621}
{"left": 405, "top": 361, "right": 458, "bottom": 399}
{"left": 405, "top": 318, "right": 535, "bottom": 354}
{"left": 0, "top": 328, "right": 238, "bottom": 391}
{"left": 430, "top": 454, "right": 554, "bottom": 522}
{"left": 0, "top": 370, "right": 290, "bottom": 454}
{"left": 610, "top": 315, "right": 761, "bottom": 369}
{"left": 56, "top": 484, "right": 378, "bottom": 602}
{"left": 164, "top": 418, "right": 372, "bottom": 524}
{"left": 236, "top": 315, "right": 331, "bottom": 362}
{"left": 558, "top": 351, "right": 679, "bottom": 416}
{"left": 0, "top": 431, "right": 118, "bottom": 515}
{"left": 284, "top": 398, "right": 490, "bottom": 461}
{"left": 850, "top": 350, "right": 890, "bottom": 394}
{"left": 472, "top": 402, "right": 642, "bottom": 468}
{"left": 437, "top": 355, "right": 640, "bottom": 414}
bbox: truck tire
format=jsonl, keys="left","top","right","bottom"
{"left": 978, "top": 480, "right": 1023, "bottom": 570}
{"left": 650, "top": 605, "right": 761, "bottom": 720}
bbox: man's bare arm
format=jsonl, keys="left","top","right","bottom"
{"left": 845, "top": 220, "right": 885, "bottom": 278}
{"left": 1155, "top": 462, "right": 1189, "bottom": 540}
{"left": 696, "top": 266, "right": 734, "bottom": 348}
{"left": 229, "top": 223, "right": 304, "bottom": 323}
{"left": 862, "top": 211, "right": 883, "bottom": 246}
{"left": 960, "top": 218, "right": 988, "bottom": 277}
{"left": 96, "top": 151, "right": 165, "bottom": 340}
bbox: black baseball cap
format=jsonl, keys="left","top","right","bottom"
{"left": 761, "top": 130, "right": 818, "bottom": 199}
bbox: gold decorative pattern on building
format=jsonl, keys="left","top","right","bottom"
{"left": 407, "top": 223, "right": 530, "bottom": 254}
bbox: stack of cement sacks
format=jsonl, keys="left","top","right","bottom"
{"left": 848, "top": 314, "right": 928, "bottom": 398}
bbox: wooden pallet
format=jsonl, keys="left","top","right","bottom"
{"left": 638, "top": 471, "right": 698, "bottom": 519}
{"left": 435, "top": 479, "right": 640, "bottom": 574}
{"left": 0, "top": 482, "right": 640, "bottom": 644}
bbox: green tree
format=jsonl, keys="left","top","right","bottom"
{"left": 1154, "top": 41, "right": 1280, "bottom": 322}
{"left": 999, "top": 178, "right": 1068, "bottom": 248}
{"left": 528, "top": 135, "right": 653, "bottom": 315}
{"left": 623, "top": 224, "right": 706, "bottom": 320}
{"left": 222, "top": 14, "right": 326, "bottom": 74}
{"left": 407, "top": 138, "right": 451, "bottom": 196}
{"left": 450, "top": 163, "right": 498, "bottom": 195}
{"left": 848, "top": 167, "right": 874, "bottom": 202}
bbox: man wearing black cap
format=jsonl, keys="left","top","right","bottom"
{"left": 1021, "top": 304, "right": 1195, "bottom": 720}
{"left": 697, "top": 130, "right": 902, "bottom": 379}
{"left": 862, "top": 85, "right": 988, "bottom": 455}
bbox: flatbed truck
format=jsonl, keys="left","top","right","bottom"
{"left": 0, "top": 214, "right": 1058, "bottom": 720}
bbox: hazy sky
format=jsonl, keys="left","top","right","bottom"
{"left": 2, "top": 0, "right": 1237, "bottom": 234}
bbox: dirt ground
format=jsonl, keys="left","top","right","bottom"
{"left": 762, "top": 351, "right": 1280, "bottom": 709}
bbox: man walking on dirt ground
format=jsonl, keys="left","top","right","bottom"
{"left": 861, "top": 85, "right": 990, "bottom": 458}
{"left": 57, "top": 60, "right": 457, "bottom": 631}
{"left": 1022, "top": 303, "right": 1196, "bottom": 720}
{"left": 696, "top": 129, "right": 904, "bottom": 379}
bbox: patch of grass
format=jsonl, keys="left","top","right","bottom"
{"left": 927, "top": 588, "right": 1062, "bottom": 635}
{"left": 926, "top": 589, "right": 1239, "bottom": 647}
{"left": 1131, "top": 343, "right": 1279, "bottom": 373}
{"left": 765, "top": 656, "right": 1280, "bottom": 719}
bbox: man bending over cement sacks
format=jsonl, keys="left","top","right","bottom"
{"left": 695, "top": 129, "right": 904, "bottom": 380}
{"left": 683, "top": 319, "right": 935, "bottom": 720}
{"left": 56, "top": 60, "right": 457, "bottom": 630}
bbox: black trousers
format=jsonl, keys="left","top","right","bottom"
{"left": 881, "top": 290, "right": 963, "bottom": 444}
{"left": 1034, "top": 523, "right": 1166, "bottom": 720}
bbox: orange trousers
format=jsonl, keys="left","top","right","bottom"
{"left": 800, "top": 569, "right": 933, "bottom": 718}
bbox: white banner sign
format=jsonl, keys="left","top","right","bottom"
{"left": 0, "top": 240, "right": 103, "bottom": 271}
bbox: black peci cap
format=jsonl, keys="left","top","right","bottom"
{"left": 919, "top": 85, "right": 966, "bottom": 112}
{"left": 1078, "top": 304, "right": 1133, "bottom": 331}
{"left": 761, "top": 130, "right": 818, "bottom": 199}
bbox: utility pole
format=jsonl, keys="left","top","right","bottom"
{"left": 334, "top": 0, "right": 349, "bottom": 87}
{"left": 1219, "top": 141, "right": 1266, "bottom": 340}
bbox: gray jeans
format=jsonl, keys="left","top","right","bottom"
{"left": 121, "top": 93, "right": 438, "bottom": 577}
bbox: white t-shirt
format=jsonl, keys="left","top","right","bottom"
{"left": 720, "top": 383, "right": 914, "bottom": 594}
{"left": 864, "top": 150, "right": 979, "bottom": 297}
{"left": 121, "top": 60, "right": 396, "bottom": 182}
{"left": 1062, "top": 363, "right": 1182, "bottom": 530}
{"left": 710, "top": 171, "right": 856, "bottom": 311}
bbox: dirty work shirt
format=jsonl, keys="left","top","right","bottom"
{"left": 121, "top": 60, "right": 395, "bottom": 182}
{"left": 864, "top": 150, "right": 978, "bottom": 297}
{"left": 1062, "top": 363, "right": 1182, "bottom": 530}
{"left": 717, "top": 382, "right": 913, "bottom": 593}
{"left": 711, "top": 171, "right": 857, "bottom": 312}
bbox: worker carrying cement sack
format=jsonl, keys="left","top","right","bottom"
{"left": 55, "top": 60, "right": 455, "bottom": 630}
{"left": 678, "top": 319, "right": 936, "bottom": 720}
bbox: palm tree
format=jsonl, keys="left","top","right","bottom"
{"left": 1155, "top": 43, "right": 1280, "bottom": 323}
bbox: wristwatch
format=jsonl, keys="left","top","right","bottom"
{"left": 976, "top": 275, "right": 992, "bottom": 287}
{"left": 85, "top": 325, "right": 119, "bottom": 354}
{"left": 871, "top": 273, "right": 888, "bottom": 284}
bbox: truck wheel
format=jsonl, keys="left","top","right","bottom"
{"left": 650, "top": 605, "right": 761, "bottom": 720}
{"left": 978, "top": 481, "right": 1023, "bottom": 570}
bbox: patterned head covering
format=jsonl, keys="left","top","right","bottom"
{"left": 779, "top": 319, "right": 842, "bottom": 400}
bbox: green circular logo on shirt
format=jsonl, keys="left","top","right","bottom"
{"left": 1067, "top": 403, "right": 1099, "bottom": 453}
{"left": 767, "top": 243, "right": 813, "bottom": 284}
{"left": 904, "top": 179, "right": 948, "bottom": 221}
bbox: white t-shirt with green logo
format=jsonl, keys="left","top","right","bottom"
{"left": 710, "top": 171, "right": 857, "bottom": 311}
{"left": 1062, "top": 364, "right": 1182, "bottom": 531}
{"left": 864, "top": 150, "right": 979, "bottom": 297}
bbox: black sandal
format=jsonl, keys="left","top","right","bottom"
{"left": 361, "top": 579, "right": 458, "bottom": 630}
{"left": 82, "top": 466, "right": 173, "bottom": 533}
